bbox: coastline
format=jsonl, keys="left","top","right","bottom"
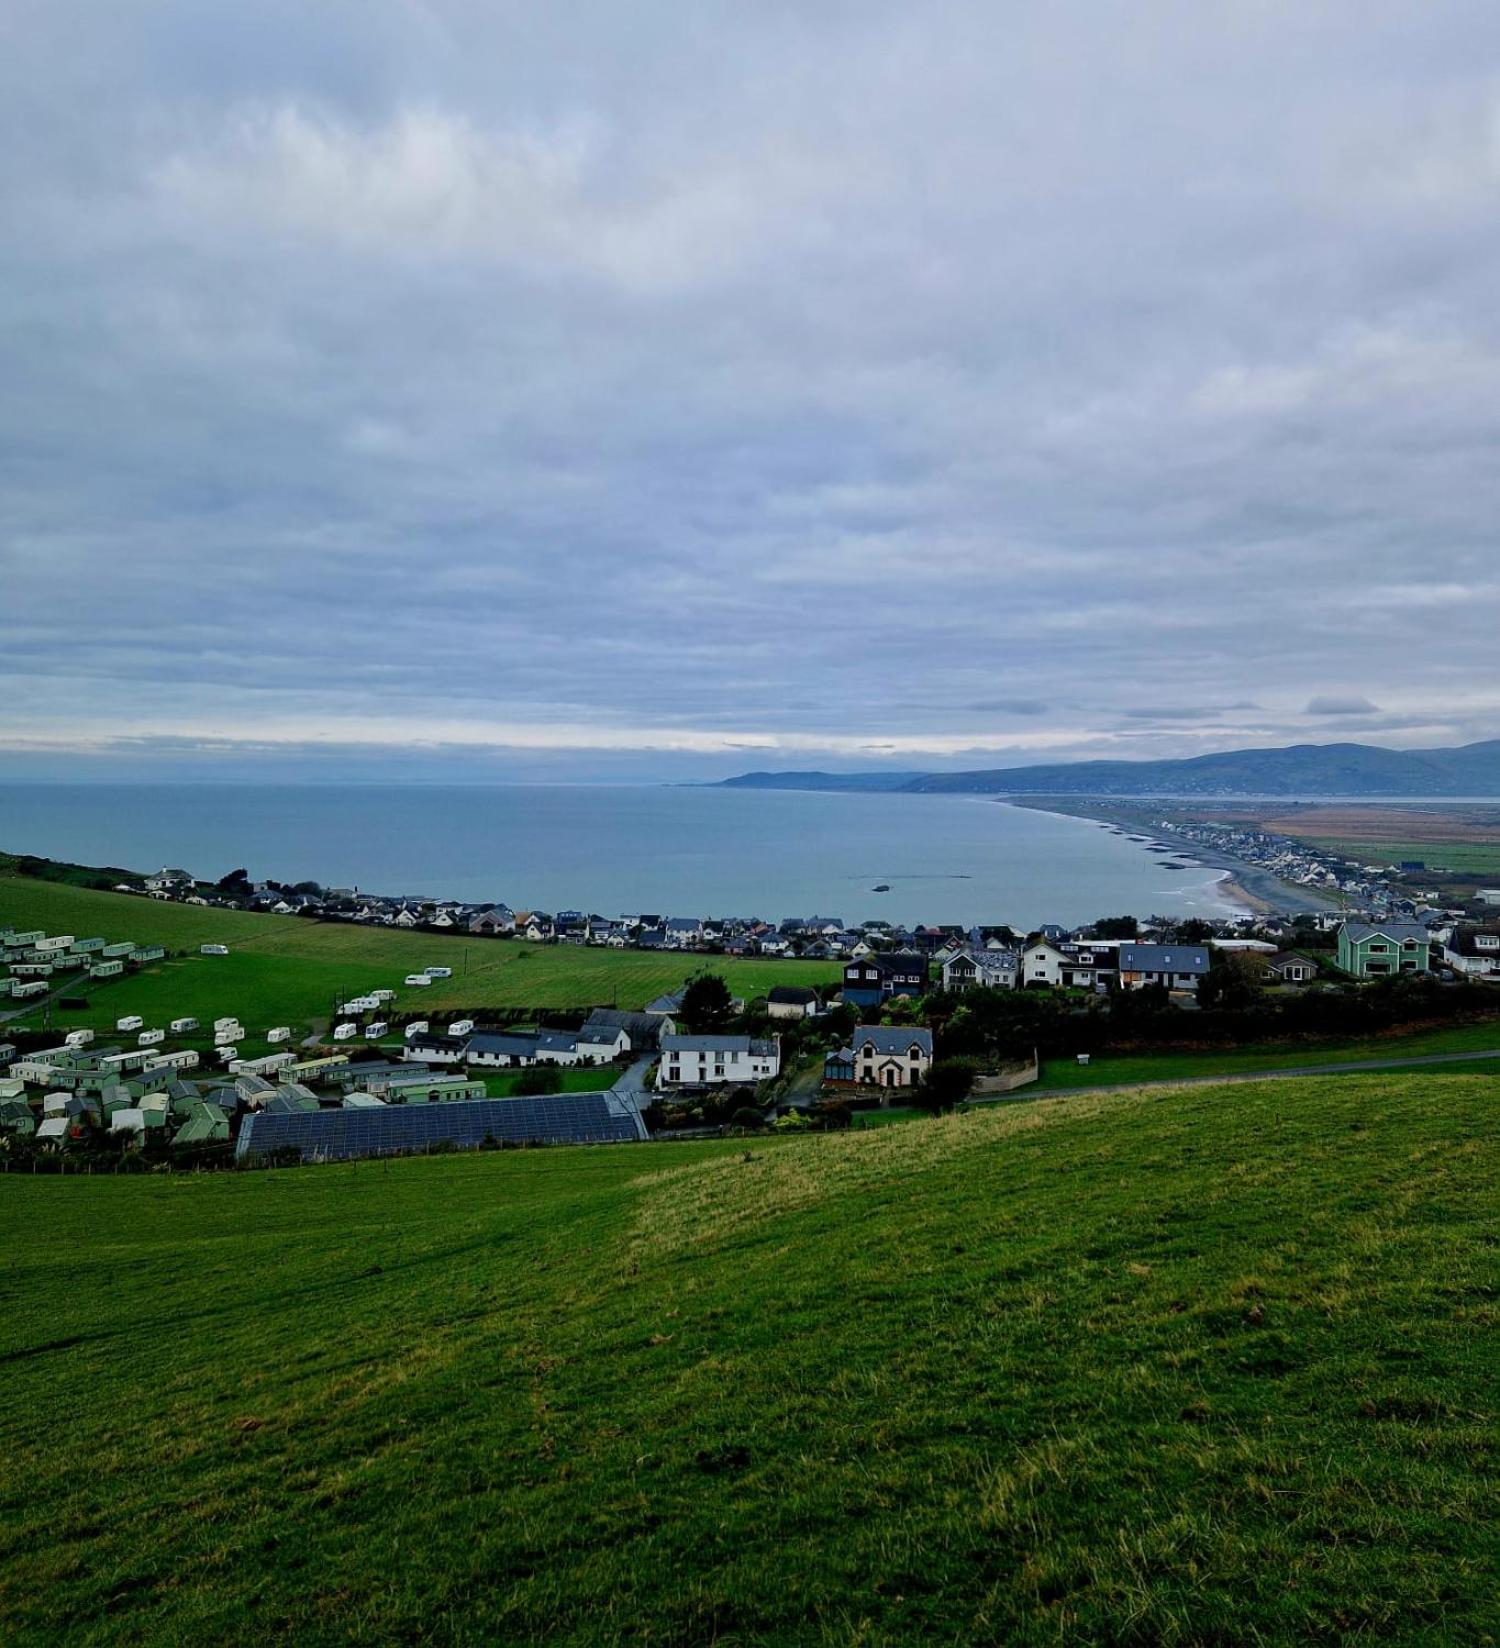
{"left": 1001, "top": 797, "right": 1336, "bottom": 917}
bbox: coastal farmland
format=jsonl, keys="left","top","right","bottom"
{"left": 1, "top": 1072, "right": 1494, "bottom": 1643}
{"left": 0, "top": 875, "right": 839, "bottom": 1033}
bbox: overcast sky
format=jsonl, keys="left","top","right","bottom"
{"left": 3, "top": 1, "right": 1500, "bottom": 782}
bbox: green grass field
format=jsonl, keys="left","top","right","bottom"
{"left": 1300, "top": 836, "right": 1500, "bottom": 876}
{"left": 0, "top": 875, "right": 838, "bottom": 1033}
{"left": 1031, "top": 1020, "right": 1500, "bottom": 1091}
{"left": 1, "top": 1072, "right": 1494, "bottom": 1644}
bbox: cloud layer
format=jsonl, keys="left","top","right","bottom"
{"left": 3, "top": 2, "right": 1500, "bottom": 778}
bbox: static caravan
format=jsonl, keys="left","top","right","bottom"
{"left": 14, "top": 980, "right": 49, "bottom": 999}
{"left": 9, "top": 963, "right": 54, "bottom": 978}
{"left": 145, "top": 1050, "right": 199, "bottom": 1073}
{"left": 170, "top": 1017, "right": 199, "bottom": 1034}
{"left": 90, "top": 960, "right": 125, "bottom": 979}
{"left": 278, "top": 1055, "right": 349, "bottom": 1084}
{"left": 371, "top": 989, "right": 397, "bottom": 1004}
{"left": 217, "top": 1046, "right": 239, "bottom": 1064}
{"left": 214, "top": 1029, "right": 240, "bottom": 1048}
{"left": 228, "top": 1051, "right": 296, "bottom": 1077}
{"left": 129, "top": 946, "right": 165, "bottom": 965}
{"left": 137, "top": 1029, "right": 165, "bottom": 1047}
{"left": 201, "top": 944, "right": 229, "bottom": 956}
{"left": 101, "top": 942, "right": 135, "bottom": 959}
{"left": 3, "top": 931, "right": 44, "bottom": 948}
{"left": 69, "top": 937, "right": 107, "bottom": 955}
{"left": 35, "top": 935, "right": 74, "bottom": 953}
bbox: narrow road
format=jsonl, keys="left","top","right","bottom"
{"left": 610, "top": 1053, "right": 656, "bottom": 1105}
{"left": 999, "top": 1047, "right": 1500, "bottom": 1104}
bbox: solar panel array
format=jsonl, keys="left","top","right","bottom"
{"left": 236, "top": 1092, "right": 648, "bottom": 1163}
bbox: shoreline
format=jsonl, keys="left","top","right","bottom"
{"left": 1001, "top": 798, "right": 1337, "bottom": 918}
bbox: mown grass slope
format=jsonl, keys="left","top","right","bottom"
{"left": 0, "top": 875, "right": 837, "bottom": 1028}
{"left": 1, "top": 1073, "right": 1494, "bottom": 1645}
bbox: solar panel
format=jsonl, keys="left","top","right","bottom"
{"left": 237, "top": 1093, "right": 648, "bottom": 1162}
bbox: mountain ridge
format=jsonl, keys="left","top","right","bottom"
{"left": 718, "top": 739, "right": 1500, "bottom": 797}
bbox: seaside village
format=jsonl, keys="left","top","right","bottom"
{"left": 4, "top": 852, "right": 1499, "bottom": 1164}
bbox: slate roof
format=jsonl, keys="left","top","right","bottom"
{"left": 1118, "top": 944, "right": 1211, "bottom": 975}
{"left": 661, "top": 1035, "right": 778, "bottom": 1056}
{"left": 767, "top": 985, "right": 818, "bottom": 1005}
{"left": 851, "top": 1026, "right": 934, "bottom": 1057}
{"left": 1341, "top": 921, "right": 1430, "bottom": 944}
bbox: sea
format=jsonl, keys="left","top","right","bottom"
{"left": 0, "top": 783, "right": 1237, "bottom": 929}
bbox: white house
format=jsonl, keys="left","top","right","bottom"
{"left": 1020, "top": 941, "right": 1070, "bottom": 988}
{"left": 941, "top": 950, "right": 1018, "bottom": 992}
{"left": 575, "top": 1023, "right": 630, "bottom": 1062}
{"left": 657, "top": 1035, "right": 780, "bottom": 1089}
{"left": 1444, "top": 928, "right": 1500, "bottom": 979}
{"left": 845, "top": 1025, "right": 934, "bottom": 1090}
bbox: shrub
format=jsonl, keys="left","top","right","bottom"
{"left": 514, "top": 1066, "right": 563, "bottom": 1096}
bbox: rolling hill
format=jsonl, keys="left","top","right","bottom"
{"left": 720, "top": 738, "right": 1500, "bottom": 798}
{"left": 1, "top": 1071, "right": 1494, "bottom": 1643}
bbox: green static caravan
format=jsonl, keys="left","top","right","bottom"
{"left": 384, "top": 1077, "right": 487, "bottom": 1104}
{"left": 2, "top": 931, "right": 44, "bottom": 949}
{"left": 90, "top": 960, "right": 126, "bottom": 979}
{"left": 100, "top": 943, "right": 135, "bottom": 960}
{"left": 69, "top": 937, "right": 107, "bottom": 955}
{"left": 1336, "top": 920, "right": 1433, "bottom": 978}
{"left": 129, "top": 946, "right": 165, "bottom": 965}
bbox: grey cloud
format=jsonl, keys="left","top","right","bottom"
{"left": 2, "top": 2, "right": 1500, "bottom": 775}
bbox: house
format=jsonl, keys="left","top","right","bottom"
{"left": 656, "top": 1035, "right": 780, "bottom": 1089}
{"left": 840, "top": 951, "right": 930, "bottom": 1009}
{"left": 831, "top": 1026, "right": 934, "bottom": 1090}
{"left": 1266, "top": 952, "right": 1318, "bottom": 984}
{"left": 575, "top": 1022, "right": 630, "bottom": 1062}
{"left": 402, "top": 1032, "right": 470, "bottom": 1066}
{"left": 468, "top": 906, "right": 516, "bottom": 935}
{"left": 144, "top": 868, "right": 193, "bottom": 895}
{"left": 462, "top": 1033, "right": 537, "bottom": 1068}
{"left": 1442, "top": 928, "right": 1500, "bottom": 979}
{"left": 663, "top": 917, "right": 703, "bottom": 948}
{"left": 1020, "top": 941, "right": 1071, "bottom": 988}
{"left": 1057, "top": 945, "right": 1118, "bottom": 991}
{"left": 942, "top": 949, "right": 1018, "bottom": 992}
{"left": 645, "top": 989, "right": 687, "bottom": 1019}
{"left": 581, "top": 1008, "right": 666, "bottom": 1051}
{"left": 1336, "top": 921, "right": 1432, "bottom": 978}
{"left": 766, "top": 985, "right": 820, "bottom": 1020}
{"left": 1117, "top": 944, "right": 1211, "bottom": 992}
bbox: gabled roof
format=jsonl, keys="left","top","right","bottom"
{"left": 1341, "top": 921, "right": 1430, "bottom": 944}
{"left": 1118, "top": 944, "right": 1211, "bottom": 975}
{"left": 851, "top": 1026, "right": 934, "bottom": 1057}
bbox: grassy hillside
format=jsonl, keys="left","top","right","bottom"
{"left": 1, "top": 1073, "right": 1494, "bottom": 1644}
{"left": 0, "top": 875, "right": 838, "bottom": 1031}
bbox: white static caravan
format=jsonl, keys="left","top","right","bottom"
{"left": 403, "top": 974, "right": 432, "bottom": 987}
{"left": 229, "top": 1051, "right": 296, "bottom": 1077}
{"left": 424, "top": 966, "right": 453, "bottom": 979}
{"left": 65, "top": 1029, "right": 96, "bottom": 1047}
{"left": 266, "top": 1026, "right": 291, "bottom": 1044}
{"left": 365, "top": 1022, "right": 389, "bottom": 1039}
{"left": 404, "top": 1021, "right": 430, "bottom": 1039}
{"left": 13, "top": 981, "right": 49, "bottom": 999}
{"left": 201, "top": 944, "right": 229, "bottom": 956}
{"left": 214, "top": 1028, "right": 241, "bottom": 1048}
{"left": 332, "top": 1023, "right": 358, "bottom": 1042}
{"left": 148, "top": 1050, "right": 200, "bottom": 1072}
{"left": 34, "top": 935, "right": 75, "bottom": 953}
{"left": 137, "top": 1029, "right": 165, "bottom": 1047}
{"left": 117, "top": 1015, "right": 145, "bottom": 1032}
{"left": 343, "top": 996, "right": 379, "bottom": 1013}
{"left": 9, "top": 963, "right": 54, "bottom": 978}
{"left": 170, "top": 1017, "right": 199, "bottom": 1034}
{"left": 217, "top": 1046, "right": 239, "bottom": 1064}
{"left": 448, "top": 1019, "right": 475, "bottom": 1037}
{"left": 371, "top": 989, "right": 397, "bottom": 1004}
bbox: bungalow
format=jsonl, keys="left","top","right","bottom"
{"left": 1117, "top": 944, "right": 1211, "bottom": 992}
{"left": 657, "top": 1034, "right": 780, "bottom": 1089}
{"left": 575, "top": 1022, "right": 630, "bottom": 1062}
{"left": 403, "top": 1032, "right": 471, "bottom": 1066}
{"left": 832, "top": 1026, "right": 934, "bottom": 1091}
{"left": 766, "top": 985, "right": 820, "bottom": 1020}
{"left": 463, "top": 1033, "right": 538, "bottom": 1068}
{"left": 1336, "top": 921, "right": 1432, "bottom": 979}
{"left": 1266, "top": 952, "right": 1319, "bottom": 985}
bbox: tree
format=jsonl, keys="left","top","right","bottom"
{"left": 216, "top": 868, "right": 251, "bottom": 896}
{"left": 680, "top": 973, "right": 734, "bottom": 1033}
{"left": 914, "top": 1059, "right": 976, "bottom": 1114}
{"left": 515, "top": 1066, "right": 563, "bottom": 1096}
{"left": 1093, "top": 915, "right": 1140, "bottom": 940}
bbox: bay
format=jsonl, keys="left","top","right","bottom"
{"left": 0, "top": 783, "right": 1236, "bottom": 928}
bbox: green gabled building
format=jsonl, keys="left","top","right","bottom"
{"left": 1336, "top": 921, "right": 1432, "bottom": 978}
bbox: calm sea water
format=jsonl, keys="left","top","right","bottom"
{"left": 0, "top": 784, "right": 1235, "bottom": 927}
